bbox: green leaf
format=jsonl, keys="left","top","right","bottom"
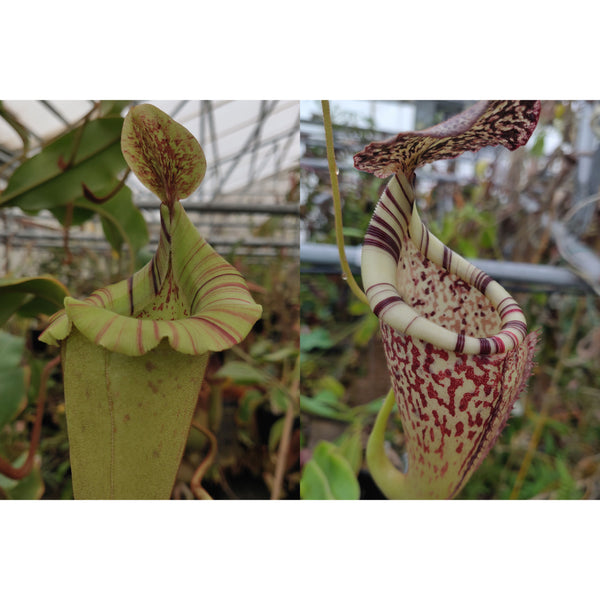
{"left": 300, "top": 441, "right": 360, "bottom": 499}
{"left": 268, "top": 417, "right": 285, "bottom": 453}
{"left": 269, "top": 387, "right": 289, "bottom": 414}
{"left": 0, "top": 331, "right": 29, "bottom": 429}
{"left": 480, "top": 224, "right": 497, "bottom": 251}
{"left": 300, "top": 459, "right": 335, "bottom": 499}
{"left": 354, "top": 395, "right": 386, "bottom": 417}
{"left": 50, "top": 184, "right": 149, "bottom": 259}
{"left": 0, "top": 276, "right": 69, "bottom": 327}
{"left": 237, "top": 389, "right": 264, "bottom": 425}
{"left": 300, "top": 391, "right": 353, "bottom": 422}
{"left": 300, "top": 326, "right": 334, "bottom": 352}
{"left": 83, "top": 185, "right": 148, "bottom": 256}
{"left": 0, "top": 291, "right": 29, "bottom": 327}
{"left": 0, "top": 118, "right": 126, "bottom": 212}
{"left": 457, "top": 238, "right": 478, "bottom": 258}
{"left": 216, "top": 361, "right": 269, "bottom": 385}
{"left": 530, "top": 132, "right": 545, "bottom": 158}
{"left": 248, "top": 338, "right": 271, "bottom": 358}
{"left": 315, "top": 375, "right": 345, "bottom": 399}
{"left": 0, "top": 330, "right": 26, "bottom": 369}
{"left": 121, "top": 104, "right": 206, "bottom": 205}
{"left": 262, "top": 346, "right": 298, "bottom": 363}
{"left": 336, "top": 429, "right": 363, "bottom": 475}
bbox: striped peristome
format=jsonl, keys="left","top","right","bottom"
{"left": 40, "top": 201, "right": 261, "bottom": 357}
{"left": 362, "top": 173, "right": 528, "bottom": 356}
{"left": 357, "top": 101, "right": 540, "bottom": 499}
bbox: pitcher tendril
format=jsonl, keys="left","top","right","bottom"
{"left": 321, "top": 100, "right": 368, "bottom": 305}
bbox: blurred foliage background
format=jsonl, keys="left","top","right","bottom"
{"left": 300, "top": 100, "right": 600, "bottom": 499}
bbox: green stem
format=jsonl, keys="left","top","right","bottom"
{"left": 59, "top": 110, "right": 90, "bottom": 170}
{"left": 366, "top": 387, "right": 413, "bottom": 499}
{"left": 82, "top": 168, "right": 131, "bottom": 204}
{"left": 321, "top": 100, "right": 368, "bottom": 305}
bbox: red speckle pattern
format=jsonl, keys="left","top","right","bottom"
{"left": 398, "top": 230, "right": 500, "bottom": 338}
{"left": 381, "top": 321, "right": 538, "bottom": 498}
{"left": 121, "top": 104, "right": 206, "bottom": 205}
{"left": 357, "top": 103, "right": 542, "bottom": 497}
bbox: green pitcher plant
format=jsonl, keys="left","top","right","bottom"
{"left": 39, "top": 104, "right": 262, "bottom": 499}
{"left": 354, "top": 101, "right": 541, "bottom": 499}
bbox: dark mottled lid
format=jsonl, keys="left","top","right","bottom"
{"left": 354, "top": 100, "right": 541, "bottom": 178}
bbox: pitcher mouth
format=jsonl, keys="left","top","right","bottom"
{"left": 361, "top": 172, "right": 527, "bottom": 356}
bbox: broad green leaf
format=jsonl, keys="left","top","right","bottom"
{"left": 0, "top": 291, "right": 29, "bottom": 327}
{"left": 121, "top": 104, "right": 206, "bottom": 204}
{"left": 0, "top": 118, "right": 126, "bottom": 212}
{"left": 50, "top": 184, "right": 148, "bottom": 258}
{"left": 0, "top": 329, "right": 27, "bottom": 369}
{"left": 0, "top": 331, "right": 29, "bottom": 429}
{"left": 300, "top": 441, "right": 360, "bottom": 500}
{"left": 300, "top": 459, "right": 335, "bottom": 499}
{"left": 49, "top": 204, "right": 96, "bottom": 227}
{"left": 0, "top": 365, "right": 28, "bottom": 427}
{"left": 83, "top": 186, "right": 148, "bottom": 256}
{"left": 0, "top": 276, "right": 70, "bottom": 327}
